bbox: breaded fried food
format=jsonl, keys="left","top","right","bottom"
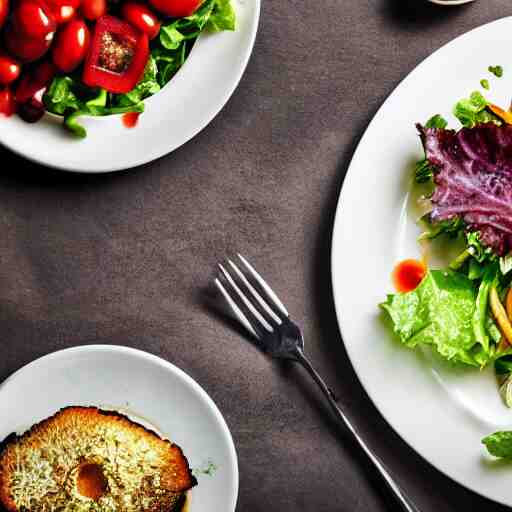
{"left": 0, "top": 407, "right": 196, "bottom": 511}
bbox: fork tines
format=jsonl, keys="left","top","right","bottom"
{"left": 215, "top": 254, "right": 289, "bottom": 340}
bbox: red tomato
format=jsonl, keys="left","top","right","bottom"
{"left": 5, "top": 0, "right": 56, "bottom": 62}
{"left": 54, "top": 4, "right": 76, "bottom": 23}
{"left": 33, "top": 59, "right": 57, "bottom": 84}
{"left": 15, "top": 60, "right": 56, "bottom": 102}
{"left": 47, "top": 0, "right": 81, "bottom": 12}
{"left": 17, "top": 94, "right": 45, "bottom": 122}
{"left": 0, "top": 87, "right": 15, "bottom": 116}
{"left": 148, "top": 0, "right": 200, "bottom": 18}
{"left": 0, "top": 0, "right": 9, "bottom": 31}
{"left": 4, "top": 25, "right": 53, "bottom": 62}
{"left": 81, "top": 0, "right": 106, "bottom": 20}
{"left": 13, "top": 0, "right": 57, "bottom": 40}
{"left": 83, "top": 15, "right": 149, "bottom": 94}
{"left": 0, "top": 54, "right": 21, "bottom": 85}
{"left": 46, "top": 0, "right": 80, "bottom": 21}
{"left": 52, "top": 19, "right": 90, "bottom": 72}
{"left": 121, "top": 2, "right": 161, "bottom": 40}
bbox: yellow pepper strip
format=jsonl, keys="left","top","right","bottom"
{"left": 490, "top": 286, "right": 512, "bottom": 346}
{"left": 488, "top": 104, "right": 512, "bottom": 125}
{"left": 498, "top": 338, "right": 509, "bottom": 353}
{"left": 506, "top": 287, "right": 512, "bottom": 321}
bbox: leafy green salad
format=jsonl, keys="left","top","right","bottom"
{"left": 380, "top": 65, "right": 512, "bottom": 459}
{"left": 43, "top": 0, "right": 235, "bottom": 138}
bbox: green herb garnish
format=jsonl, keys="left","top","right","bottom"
{"left": 488, "top": 65, "right": 504, "bottom": 78}
{"left": 480, "top": 79, "right": 490, "bottom": 90}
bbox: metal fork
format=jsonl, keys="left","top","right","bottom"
{"left": 214, "top": 254, "right": 420, "bottom": 512}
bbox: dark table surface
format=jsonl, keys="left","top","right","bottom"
{"left": 2, "top": 0, "right": 512, "bottom": 510}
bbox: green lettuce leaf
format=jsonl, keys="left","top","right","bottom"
{"left": 86, "top": 88, "right": 107, "bottom": 108}
{"left": 453, "top": 91, "right": 501, "bottom": 128}
{"left": 482, "top": 431, "right": 512, "bottom": 458}
{"left": 43, "top": 76, "right": 80, "bottom": 115}
{"left": 472, "top": 263, "right": 497, "bottom": 353}
{"left": 114, "top": 57, "right": 160, "bottom": 106}
{"left": 414, "top": 158, "right": 434, "bottom": 183}
{"left": 467, "top": 232, "right": 496, "bottom": 264}
{"left": 160, "top": 25, "right": 186, "bottom": 50}
{"left": 206, "top": 0, "right": 236, "bottom": 31}
{"left": 381, "top": 269, "right": 494, "bottom": 366}
{"left": 419, "top": 216, "right": 465, "bottom": 241}
{"left": 152, "top": 45, "right": 187, "bottom": 87}
{"left": 425, "top": 114, "right": 448, "bottom": 129}
{"left": 186, "top": 0, "right": 217, "bottom": 30}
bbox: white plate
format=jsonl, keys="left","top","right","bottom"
{"left": 332, "top": 17, "right": 512, "bottom": 507}
{"left": 0, "top": 0, "right": 260, "bottom": 173}
{"left": 0, "top": 345, "right": 238, "bottom": 511}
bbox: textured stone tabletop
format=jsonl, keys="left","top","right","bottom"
{"left": 2, "top": 0, "right": 512, "bottom": 510}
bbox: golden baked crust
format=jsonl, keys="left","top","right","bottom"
{"left": 0, "top": 407, "right": 196, "bottom": 511}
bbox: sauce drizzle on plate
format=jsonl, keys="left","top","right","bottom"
{"left": 0, "top": 88, "right": 15, "bottom": 116}
{"left": 393, "top": 258, "right": 426, "bottom": 293}
{"left": 122, "top": 111, "right": 140, "bottom": 128}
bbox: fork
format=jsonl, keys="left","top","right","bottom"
{"left": 214, "top": 254, "right": 420, "bottom": 512}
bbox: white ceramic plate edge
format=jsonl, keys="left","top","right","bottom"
{"left": 0, "top": 344, "right": 239, "bottom": 511}
{"left": 331, "top": 16, "right": 512, "bottom": 506}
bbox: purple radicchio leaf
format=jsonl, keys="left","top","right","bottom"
{"left": 418, "top": 123, "right": 512, "bottom": 255}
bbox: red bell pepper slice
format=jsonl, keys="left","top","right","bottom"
{"left": 82, "top": 15, "right": 149, "bottom": 94}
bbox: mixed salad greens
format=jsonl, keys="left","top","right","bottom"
{"left": 379, "top": 65, "right": 512, "bottom": 459}
{"left": 43, "top": 0, "right": 235, "bottom": 137}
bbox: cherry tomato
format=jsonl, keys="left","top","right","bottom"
{"left": 33, "top": 59, "right": 57, "bottom": 83}
{"left": 52, "top": 19, "right": 90, "bottom": 72}
{"left": 46, "top": 0, "right": 80, "bottom": 23}
{"left": 148, "top": 0, "right": 200, "bottom": 18}
{"left": 13, "top": 0, "right": 57, "bottom": 40}
{"left": 0, "top": 87, "right": 15, "bottom": 116}
{"left": 81, "top": 0, "right": 106, "bottom": 21}
{"left": 15, "top": 60, "right": 56, "bottom": 102}
{"left": 0, "top": 54, "right": 21, "bottom": 85}
{"left": 47, "top": 0, "right": 81, "bottom": 11}
{"left": 4, "top": 25, "right": 53, "bottom": 62}
{"left": 54, "top": 4, "right": 76, "bottom": 22}
{"left": 17, "top": 94, "right": 45, "bottom": 122}
{"left": 0, "top": 0, "right": 9, "bottom": 31}
{"left": 121, "top": 2, "right": 161, "bottom": 40}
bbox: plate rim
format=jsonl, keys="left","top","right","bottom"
{"left": 0, "top": 344, "right": 239, "bottom": 511}
{"left": 330, "top": 15, "right": 512, "bottom": 506}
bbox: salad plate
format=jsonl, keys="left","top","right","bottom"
{"left": 0, "top": 345, "right": 239, "bottom": 511}
{"left": 332, "top": 16, "right": 512, "bottom": 506}
{"left": 0, "top": 0, "right": 260, "bottom": 173}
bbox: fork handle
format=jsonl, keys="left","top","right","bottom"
{"left": 295, "top": 349, "right": 420, "bottom": 512}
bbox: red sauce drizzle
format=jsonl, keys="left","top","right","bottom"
{"left": 0, "top": 88, "right": 15, "bottom": 117}
{"left": 393, "top": 259, "right": 426, "bottom": 293}
{"left": 122, "top": 111, "right": 140, "bottom": 128}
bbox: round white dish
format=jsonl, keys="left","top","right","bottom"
{"left": 0, "top": 345, "right": 238, "bottom": 511}
{"left": 0, "top": 0, "right": 260, "bottom": 173}
{"left": 428, "top": 0, "right": 476, "bottom": 5}
{"left": 331, "top": 17, "right": 512, "bottom": 507}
